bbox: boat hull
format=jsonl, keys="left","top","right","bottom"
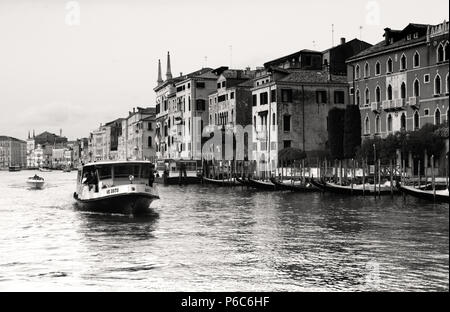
{"left": 74, "top": 193, "right": 158, "bottom": 214}
{"left": 400, "top": 186, "right": 449, "bottom": 203}
{"left": 311, "top": 179, "right": 399, "bottom": 196}
{"left": 164, "top": 176, "right": 201, "bottom": 185}
{"left": 27, "top": 181, "right": 45, "bottom": 190}
{"left": 270, "top": 178, "right": 319, "bottom": 192}
{"left": 203, "top": 177, "right": 241, "bottom": 186}
{"left": 247, "top": 178, "right": 277, "bottom": 191}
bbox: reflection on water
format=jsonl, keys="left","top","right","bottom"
{"left": 0, "top": 171, "right": 448, "bottom": 291}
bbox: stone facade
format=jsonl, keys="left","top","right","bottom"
{"left": 0, "top": 136, "right": 27, "bottom": 169}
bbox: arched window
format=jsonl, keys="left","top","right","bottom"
{"left": 401, "top": 113, "right": 406, "bottom": 130}
{"left": 387, "top": 114, "right": 393, "bottom": 132}
{"left": 401, "top": 82, "right": 406, "bottom": 99}
{"left": 434, "top": 74, "right": 441, "bottom": 95}
{"left": 375, "top": 61, "right": 381, "bottom": 75}
{"left": 364, "top": 62, "right": 370, "bottom": 77}
{"left": 375, "top": 86, "right": 381, "bottom": 102}
{"left": 437, "top": 43, "right": 444, "bottom": 62}
{"left": 364, "top": 116, "right": 370, "bottom": 135}
{"left": 365, "top": 88, "right": 370, "bottom": 105}
{"left": 356, "top": 89, "right": 360, "bottom": 105}
{"left": 272, "top": 113, "right": 276, "bottom": 128}
{"left": 413, "top": 79, "right": 420, "bottom": 97}
{"left": 387, "top": 84, "right": 393, "bottom": 100}
{"left": 435, "top": 108, "right": 441, "bottom": 125}
{"left": 375, "top": 115, "right": 380, "bottom": 133}
{"left": 445, "top": 42, "right": 449, "bottom": 61}
{"left": 400, "top": 54, "right": 407, "bottom": 70}
{"left": 446, "top": 73, "right": 449, "bottom": 94}
{"left": 355, "top": 65, "right": 360, "bottom": 79}
{"left": 413, "top": 51, "right": 420, "bottom": 67}
{"left": 414, "top": 110, "right": 420, "bottom": 130}
{"left": 387, "top": 58, "right": 393, "bottom": 73}
{"left": 253, "top": 116, "right": 256, "bottom": 128}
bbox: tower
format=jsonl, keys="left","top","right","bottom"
{"left": 166, "top": 51, "right": 172, "bottom": 80}
{"left": 157, "top": 59, "right": 163, "bottom": 85}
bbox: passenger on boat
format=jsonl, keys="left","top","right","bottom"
{"left": 83, "top": 170, "right": 99, "bottom": 192}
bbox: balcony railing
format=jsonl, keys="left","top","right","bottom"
{"left": 408, "top": 96, "right": 420, "bottom": 108}
{"left": 382, "top": 99, "right": 405, "bottom": 111}
{"left": 371, "top": 102, "right": 381, "bottom": 112}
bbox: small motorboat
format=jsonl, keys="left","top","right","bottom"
{"left": 39, "top": 167, "right": 52, "bottom": 172}
{"left": 203, "top": 176, "right": 241, "bottom": 186}
{"left": 400, "top": 185, "right": 449, "bottom": 203}
{"left": 73, "top": 160, "right": 159, "bottom": 214}
{"left": 27, "top": 175, "right": 45, "bottom": 189}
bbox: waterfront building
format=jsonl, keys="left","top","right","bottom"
{"left": 89, "top": 118, "right": 123, "bottom": 161}
{"left": 0, "top": 136, "right": 27, "bottom": 169}
{"left": 154, "top": 52, "right": 217, "bottom": 160}
{"left": 251, "top": 49, "right": 349, "bottom": 177}
{"left": 346, "top": 21, "right": 449, "bottom": 174}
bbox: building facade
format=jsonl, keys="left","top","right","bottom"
{"left": 0, "top": 136, "right": 27, "bottom": 169}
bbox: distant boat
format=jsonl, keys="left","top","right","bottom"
{"left": 27, "top": 175, "right": 45, "bottom": 189}
{"left": 203, "top": 176, "right": 241, "bottom": 186}
{"left": 400, "top": 185, "right": 449, "bottom": 203}
{"left": 270, "top": 178, "right": 320, "bottom": 192}
{"left": 311, "top": 179, "right": 400, "bottom": 195}
{"left": 39, "top": 167, "right": 52, "bottom": 172}
{"left": 73, "top": 160, "right": 159, "bottom": 214}
{"left": 155, "top": 159, "right": 202, "bottom": 185}
{"left": 9, "top": 165, "right": 21, "bottom": 172}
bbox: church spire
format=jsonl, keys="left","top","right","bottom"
{"left": 166, "top": 51, "right": 172, "bottom": 80}
{"left": 157, "top": 59, "right": 163, "bottom": 85}
{"left": 28, "top": 130, "right": 30, "bottom": 139}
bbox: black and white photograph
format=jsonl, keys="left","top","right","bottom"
{"left": 0, "top": 0, "right": 448, "bottom": 299}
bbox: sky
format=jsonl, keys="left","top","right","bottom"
{"left": 0, "top": 0, "right": 448, "bottom": 141}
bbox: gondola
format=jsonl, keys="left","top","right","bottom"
{"left": 246, "top": 178, "right": 278, "bottom": 191}
{"left": 310, "top": 179, "right": 399, "bottom": 195}
{"left": 270, "top": 178, "right": 319, "bottom": 192}
{"left": 202, "top": 176, "right": 241, "bottom": 186}
{"left": 400, "top": 185, "right": 449, "bottom": 203}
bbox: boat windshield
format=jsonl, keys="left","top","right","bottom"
{"left": 83, "top": 163, "right": 154, "bottom": 187}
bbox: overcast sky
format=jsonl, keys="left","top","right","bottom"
{"left": 0, "top": 0, "right": 448, "bottom": 141}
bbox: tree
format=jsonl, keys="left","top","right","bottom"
{"left": 343, "top": 105, "right": 362, "bottom": 158}
{"left": 327, "top": 108, "right": 345, "bottom": 159}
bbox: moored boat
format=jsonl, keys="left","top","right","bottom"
{"left": 9, "top": 165, "right": 21, "bottom": 172}
{"left": 270, "top": 178, "right": 319, "bottom": 192}
{"left": 247, "top": 178, "right": 278, "bottom": 191}
{"left": 203, "top": 176, "right": 241, "bottom": 186}
{"left": 400, "top": 185, "right": 449, "bottom": 203}
{"left": 73, "top": 160, "right": 159, "bottom": 214}
{"left": 311, "top": 179, "right": 399, "bottom": 195}
{"left": 39, "top": 167, "right": 52, "bottom": 172}
{"left": 26, "top": 175, "right": 45, "bottom": 189}
{"left": 155, "top": 159, "right": 202, "bottom": 185}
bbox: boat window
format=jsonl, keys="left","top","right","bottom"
{"left": 114, "top": 165, "right": 141, "bottom": 178}
{"left": 141, "top": 164, "right": 152, "bottom": 179}
{"left": 98, "top": 166, "right": 112, "bottom": 180}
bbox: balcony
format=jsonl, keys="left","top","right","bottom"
{"left": 382, "top": 100, "right": 393, "bottom": 110}
{"left": 371, "top": 102, "right": 381, "bottom": 112}
{"left": 382, "top": 99, "right": 405, "bottom": 111}
{"left": 408, "top": 96, "right": 420, "bottom": 109}
{"left": 255, "top": 129, "right": 267, "bottom": 141}
{"left": 395, "top": 98, "right": 406, "bottom": 108}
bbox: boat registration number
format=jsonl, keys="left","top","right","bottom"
{"left": 106, "top": 188, "right": 119, "bottom": 195}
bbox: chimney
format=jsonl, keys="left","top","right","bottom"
{"left": 166, "top": 51, "right": 173, "bottom": 80}
{"left": 60, "top": 129, "right": 62, "bottom": 137}
{"left": 384, "top": 28, "right": 391, "bottom": 45}
{"left": 157, "top": 59, "right": 163, "bottom": 85}
{"left": 180, "top": 72, "right": 183, "bottom": 77}
{"left": 340, "top": 37, "right": 346, "bottom": 45}
{"left": 133, "top": 107, "right": 136, "bottom": 113}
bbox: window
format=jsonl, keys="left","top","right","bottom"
{"left": 355, "top": 65, "right": 360, "bottom": 79}
{"left": 334, "top": 90, "right": 345, "bottom": 104}
{"left": 252, "top": 94, "right": 257, "bottom": 106}
{"left": 187, "top": 83, "right": 190, "bottom": 89}
{"left": 364, "top": 88, "right": 370, "bottom": 105}
{"left": 218, "top": 94, "right": 227, "bottom": 102}
{"left": 424, "top": 74, "right": 430, "bottom": 83}
{"left": 424, "top": 109, "right": 429, "bottom": 116}
{"left": 413, "top": 51, "right": 420, "bottom": 68}
{"left": 375, "top": 115, "right": 380, "bottom": 133}
{"left": 387, "top": 58, "right": 393, "bottom": 73}
{"left": 230, "top": 92, "right": 234, "bottom": 99}
{"left": 387, "top": 84, "right": 393, "bottom": 100}
{"left": 446, "top": 73, "right": 449, "bottom": 94}
{"left": 400, "top": 82, "right": 406, "bottom": 99}
{"left": 253, "top": 116, "right": 256, "bottom": 128}
{"left": 437, "top": 43, "right": 444, "bottom": 62}
{"left": 387, "top": 114, "right": 393, "bottom": 132}
{"left": 148, "top": 136, "right": 152, "bottom": 147}
{"left": 414, "top": 111, "right": 420, "bottom": 129}
{"left": 375, "top": 86, "right": 381, "bottom": 103}
{"left": 364, "top": 116, "right": 370, "bottom": 135}
{"left": 221, "top": 81, "right": 226, "bottom": 88}
{"left": 283, "top": 140, "right": 291, "bottom": 149}
{"left": 445, "top": 42, "right": 449, "bottom": 61}
{"left": 400, "top": 54, "right": 407, "bottom": 70}
{"left": 401, "top": 113, "right": 406, "bottom": 130}
{"left": 356, "top": 89, "right": 360, "bottom": 106}
{"left": 316, "top": 90, "right": 327, "bottom": 104}
{"left": 196, "top": 99, "right": 206, "bottom": 110}
{"left": 375, "top": 61, "right": 381, "bottom": 75}
{"left": 283, "top": 115, "right": 291, "bottom": 132}
{"left": 217, "top": 83, "right": 221, "bottom": 89}
{"left": 435, "top": 109, "right": 441, "bottom": 125}
{"left": 413, "top": 79, "right": 420, "bottom": 97}
{"left": 364, "top": 62, "right": 370, "bottom": 77}
{"left": 271, "top": 89, "right": 276, "bottom": 102}
{"left": 147, "top": 122, "right": 152, "bottom": 130}
{"left": 196, "top": 82, "right": 205, "bottom": 88}
{"left": 434, "top": 74, "right": 441, "bottom": 95}
{"left": 260, "top": 92, "right": 268, "bottom": 105}
{"left": 272, "top": 113, "right": 276, "bottom": 128}
{"left": 281, "top": 89, "right": 293, "bottom": 102}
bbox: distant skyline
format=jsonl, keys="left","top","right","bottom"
{"left": 0, "top": 0, "right": 448, "bottom": 140}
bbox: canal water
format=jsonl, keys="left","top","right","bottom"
{"left": 0, "top": 170, "right": 448, "bottom": 291}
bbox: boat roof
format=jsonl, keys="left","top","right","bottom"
{"left": 82, "top": 160, "right": 153, "bottom": 167}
